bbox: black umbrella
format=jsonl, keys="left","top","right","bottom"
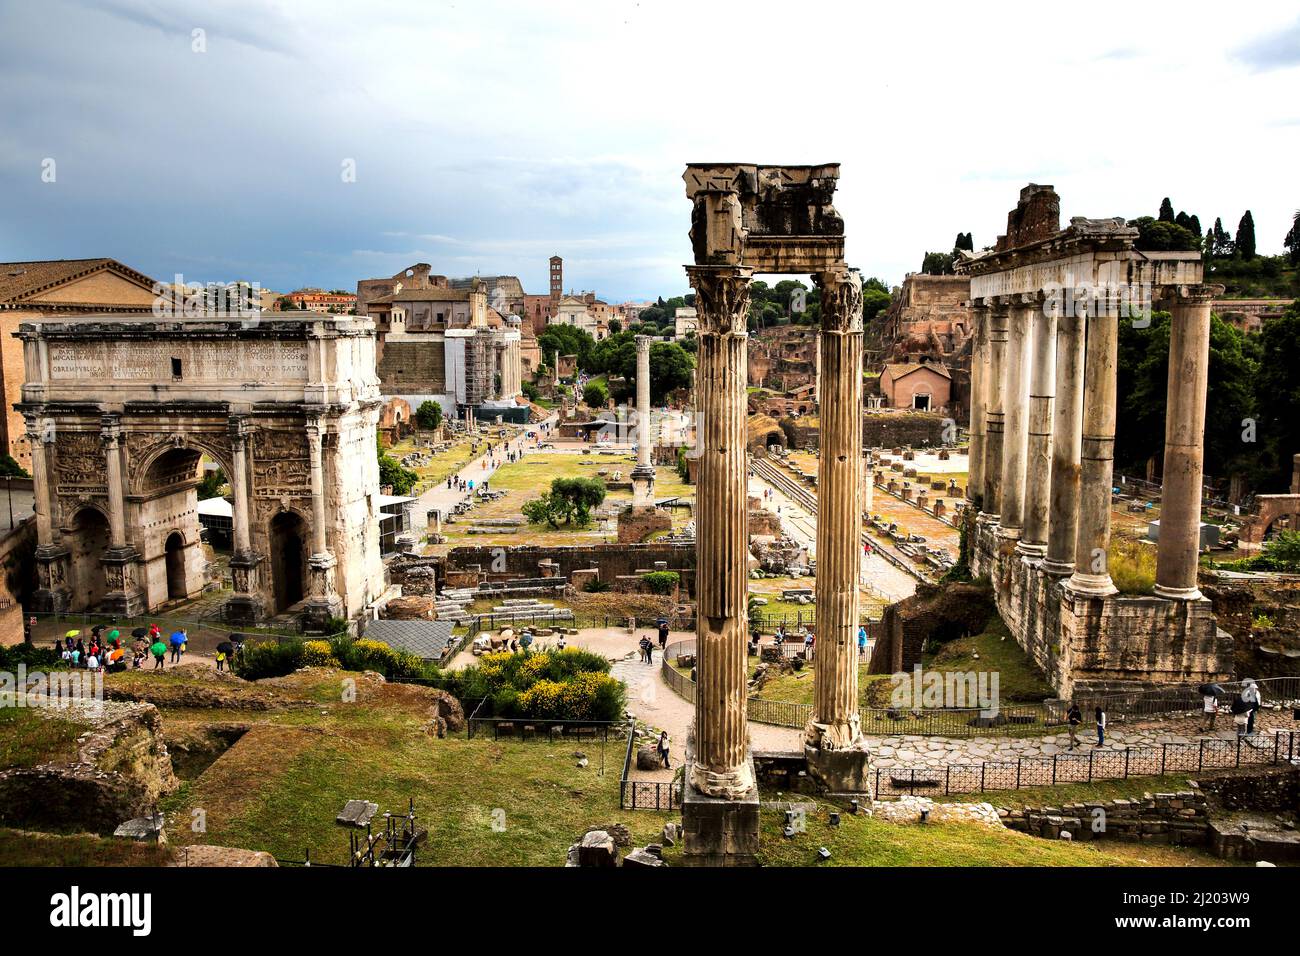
{"left": 1198, "top": 682, "right": 1224, "bottom": 696}
{"left": 216, "top": 641, "right": 234, "bottom": 655}
{"left": 131, "top": 627, "right": 148, "bottom": 638}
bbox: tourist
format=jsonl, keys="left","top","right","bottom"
{"left": 1202, "top": 690, "right": 1219, "bottom": 731}
{"left": 1230, "top": 694, "right": 1249, "bottom": 736}
{"left": 151, "top": 637, "right": 167, "bottom": 670}
{"left": 215, "top": 648, "right": 226, "bottom": 672}
{"left": 170, "top": 629, "right": 187, "bottom": 663}
{"left": 1094, "top": 706, "right": 1106, "bottom": 747}
{"left": 1066, "top": 702, "right": 1082, "bottom": 749}
{"left": 85, "top": 650, "right": 99, "bottom": 672}
{"left": 638, "top": 635, "right": 652, "bottom": 663}
{"left": 657, "top": 618, "right": 669, "bottom": 650}
{"left": 657, "top": 730, "right": 671, "bottom": 768}
{"left": 804, "top": 629, "right": 814, "bottom": 662}
{"left": 1241, "top": 678, "right": 1262, "bottom": 734}
{"left": 857, "top": 625, "right": 868, "bottom": 658}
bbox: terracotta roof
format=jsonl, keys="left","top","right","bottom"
{"left": 882, "top": 362, "right": 952, "bottom": 381}
{"left": 370, "top": 287, "right": 473, "bottom": 305}
{"left": 0, "top": 258, "right": 158, "bottom": 305}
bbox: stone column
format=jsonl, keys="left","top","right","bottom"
{"left": 998, "top": 296, "right": 1033, "bottom": 539}
{"left": 966, "top": 303, "right": 988, "bottom": 508}
{"left": 225, "top": 419, "right": 263, "bottom": 622}
{"left": 1155, "top": 285, "right": 1218, "bottom": 600}
{"left": 1066, "top": 306, "right": 1119, "bottom": 597}
{"left": 805, "top": 267, "right": 870, "bottom": 790}
{"left": 631, "top": 334, "right": 655, "bottom": 507}
{"left": 1043, "top": 310, "right": 1085, "bottom": 575}
{"left": 982, "top": 300, "right": 1008, "bottom": 522}
{"left": 685, "top": 264, "right": 754, "bottom": 800}
{"left": 100, "top": 418, "right": 127, "bottom": 550}
{"left": 304, "top": 415, "right": 342, "bottom": 622}
{"left": 28, "top": 414, "right": 70, "bottom": 612}
{"left": 1019, "top": 297, "right": 1055, "bottom": 556}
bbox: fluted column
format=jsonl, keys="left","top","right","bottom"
{"left": 808, "top": 267, "right": 864, "bottom": 751}
{"left": 25, "top": 416, "right": 54, "bottom": 547}
{"left": 229, "top": 424, "right": 252, "bottom": 556}
{"left": 1067, "top": 305, "right": 1119, "bottom": 597}
{"left": 632, "top": 334, "right": 655, "bottom": 507}
{"left": 966, "top": 303, "right": 988, "bottom": 508}
{"left": 686, "top": 264, "right": 754, "bottom": 799}
{"left": 1019, "top": 296, "right": 1055, "bottom": 556}
{"left": 982, "top": 300, "right": 1008, "bottom": 521}
{"left": 999, "top": 296, "right": 1033, "bottom": 539}
{"left": 1043, "top": 310, "right": 1084, "bottom": 575}
{"left": 1155, "top": 285, "right": 1219, "bottom": 600}
{"left": 306, "top": 419, "right": 329, "bottom": 559}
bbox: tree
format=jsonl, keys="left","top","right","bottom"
{"left": 953, "top": 232, "right": 974, "bottom": 254}
{"left": 1129, "top": 217, "right": 1200, "bottom": 252}
{"left": 647, "top": 341, "right": 693, "bottom": 402}
{"left": 1256, "top": 302, "right": 1300, "bottom": 491}
{"left": 196, "top": 467, "right": 226, "bottom": 500}
{"left": 1236, "top": 210, "right": 1257, "bottom": 260}
{"left": 415, "top": 400, "right": 442, "bottom": 430}
{"left": 376, "top": 436, "right": 417, "bottom": 495}
{"left": 1208, "top": 217, "right": 1234, "bottom": 259}
{"left": 1158, "top": 197, "right": 1176, "bottom": 223}
{"left": 0, "top": 454, "right": 29, "bottom": 479}
{"left": 608, "top": 318, "right": 622, "bottom": 334}
{"left": 921, "top": 251, "right": 955, "bottom": 275}
{"left": 1284, "top": 210, "right": 1300, "bottom": 266}
{"left": 583, "top": 380, "right": 609, "bottom": 408}
{"left": 537, "top": 324, "right": 595, "bottom": 370}
{"left": 523, "top": 476, "right": 607, "bottom": 528}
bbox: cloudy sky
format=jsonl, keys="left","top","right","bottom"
{"left": 1, "top": 0, "right": 1297, "bottom": 300}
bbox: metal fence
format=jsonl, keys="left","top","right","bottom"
{"left": 876, "top": 730, "right": 1300, "bottom": 798}
{"left": 465, "top": 716, "right": 617, "bottom": 742}
{"left": 618, "top": 719, "right": 684, "bottom": 811}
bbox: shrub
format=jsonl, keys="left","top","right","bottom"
{"left": 0, "top": 644, "right": 64, "bottom": 670}
{"left": 443, "top": 648, "right": 619, "bottom": 720}
{"left": 234, "top": 640, "right": 305, "bottom": 680}
{"left": 583, "top": 578, "right": 611, "bottom": 593}
{"left": 643, "top": 570, "right": 680, "bottom": 595}
{"left": 300, "top": 640, "right": 339, "bottom": 668}
{"left": 1108, "top": 538, "right": 1156, "bottom": 595}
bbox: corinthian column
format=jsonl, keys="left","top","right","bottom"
{"left": 632, "top": 334, "right": 655, "bottom": 507}
{"left": 966, "top": 303, "right": 988, "bottom": 508}
{"left": 100, "top": 418, "right": 127, "bottom": 550}
{"left": 982, "top": 300, "right": 1009, "bottom": 522}
{"left": 999, "top": 296, "right": 1033, "bottom": 539}
{"left": 1154, "top": 285, "right": 1218, "bottom": 600}
{"left": 304, "top": 415, "right": 341, "bottom": 620}
{"left": 807, "top": 267, "right": 867, "bottom": 767}
{"left": 1043, "top": 310, "right": 1084, "bottom": 575}
{"left": 1019, "top": 297, "right": 1055, "bottom": 556}
{"left": 685, "top": 264, "right": 754, "bottom": 799}
{"left": 1066, "top": 305, "right": 1119, "bottom": 598}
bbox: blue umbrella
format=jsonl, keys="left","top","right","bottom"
{"left": 170, "top": 631, "right": 186, "bottom": 646}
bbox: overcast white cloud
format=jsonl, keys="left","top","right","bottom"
{"left": 0, "top": 0, "right": 1297, "bottom": 299}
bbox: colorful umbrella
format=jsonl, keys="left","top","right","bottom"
{"left": 108, "top": 629, "right": 120, "bottom": 640}
{"left": 64, "top": 629, "right": 80, "bottom": 638}
{"left": 170, "top": 631, "right": 186, "bottom": 645}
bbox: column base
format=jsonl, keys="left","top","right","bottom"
{"left": 1039, "top": 557, "right": 1075, "bottom": 577}
{"left": 1153, "top": 583, "right": 1203, "bottom": 602}
{"left": 681, "top": 756, "right": 760, "bottom": 867}
{"left": 1015, "top": 540, "right": 1046, "bottom": 559}
{"left": 223, "top": 593, "right": 265, "bottom": 625}
{"left": 100, "top": 546, "right": 146, "bottom": 617}
{"left": 688, "top": 755, "right": 755, "bottom": 800}
{"left": 1063, "top": 572, "right": 1118, "bottom": 599}
{"left": 996, "top": 525, "right": 1022, "bottom": 542}
{"left": 803, "top": 741, "right": 873, "bottom": 796}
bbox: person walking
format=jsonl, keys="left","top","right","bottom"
{"left": 1202, "top": 690, "right": 1219, "bottom": 732}
{"left": 657, "top": 617, "right": 669, "bottom": 651}
{"left": 1241, "top": 678, "right": 1262, "bottom": 735}
{"left": 1066, "top": 702, "right": 1082, "bottom": 750}
{"left": 857, "top": 625, "right": 868, "bottom": 659}
{"left": 1231, "top": 694, "right": 1249, "bottom": 737}
{"left": 1094, "top": 706, "right": 1106, "bottom": 747}
{"left": 657, "top": 730, "right": 671, "bottom": 769}
{"left": 169, "top": 629, "right": 186, "bottom": 663}
{"left": 150, "top": 637, "right": 167, "bottom": 670}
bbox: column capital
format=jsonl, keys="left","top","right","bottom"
{"left": 227, "top": 416, "right": 253, "bottom": 444}
{"left": 634, "top": 333, "right": 654, "bottom": 352}
{"left": 99, "top": 414, "right": 123, "bottom": 446}
{"left": 685, "top": 265, "right": 753, "bottom": 336}
{"left": 815, "top": 267, "right": 863, "bottom": 334}
{"left": 1176, "top": 283, "right": 1225, "bottom": 302}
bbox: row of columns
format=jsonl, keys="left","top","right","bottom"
{"left": 686, "top": 264, "right": 866, "bottom": 799}
{"left": 493, "top": 337, "right": 523, "bottom": 400}
{"left": 966, "top": 286, "right": 1217, "bottom": 600}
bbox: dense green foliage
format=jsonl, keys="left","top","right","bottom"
{"left": 196, "top": 467, "right": 226, "bottom": 500}
{"left": 376, "top": 436, "right": 418, "bottom": 495}
{"left": 415, "top": 400, "right": 442, "bottom": 430}
{"left": 0, "top": 454, "right": 29, "bottom": 478}
{"left": 522, "top": 476, "right": 607, "bottom": 528}
{"left": 582, "top": 379, "right": 609, "bottom": 408}
{"left": 443, "top": 648, "right": 625, "bottom": 721}
{"left": 234, "top": 636, "right": 435, "bottom": 681}
{"left": 642, "top": 570, "right": 680, "bottom": 595}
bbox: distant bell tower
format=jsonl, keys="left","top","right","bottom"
{"left": 549, "top": 255, "right": 562, "bottom": 306}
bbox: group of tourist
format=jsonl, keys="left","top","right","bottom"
{"left": 637, "top": 619, "right": 671, "bottom": 664}
{"left": 1065, "top": 703, "right": 1108, "bottom": 748}
{"left": 1203, "top": 678, "right": 1264, "bottom": 736}
{"left": 54, "top": 623, "right": 187, "bottom": 672}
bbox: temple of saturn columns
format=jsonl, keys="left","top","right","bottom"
{"left": 959, "top": 185, "right": 1233, "bottom": 698}
{"left": 681, "top": 163, "right": 869, "bottom": 866}
{"left": 616, "top": 333, "right": 673, "bottom": 542}
{"left": 17, "top": 314, "right": 387, "bottom": 628}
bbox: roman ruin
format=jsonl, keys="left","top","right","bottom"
{"left": 959, "top": 185, "right": 1233, "bottom": 697}
{"left": 17, "top": 314, "right": 387, "bottom": 627}
{"left": 681, "top": 163, "right": 867, "bottom": 865}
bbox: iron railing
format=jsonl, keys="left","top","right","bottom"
{"left": 618, "top": 719, "right": 684, "bottom": 811}
{"left": 876, "top": 730, "right": 1300, "bottom": 798}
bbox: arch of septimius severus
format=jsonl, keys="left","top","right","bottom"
{"left": 681, "top": 164, "right": 868, "bottom": 865}
{"left": 17, "top": 314, "right": 387, "bottom": 627}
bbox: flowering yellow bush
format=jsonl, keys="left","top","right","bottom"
{"left": 301, "top": 640, "right": 340, "bottom": 668}
{"left": 519, "top": 653, "right": 552, "bottom": 685}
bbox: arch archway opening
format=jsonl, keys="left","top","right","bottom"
{"left": 269, "top": 511, "right": 308, "bottom": 614}
{"left": 67, "top": 507, "right": 110, "bottom": 611}
{"left": 164, "top": 531, "right": 187, "bottom": 601}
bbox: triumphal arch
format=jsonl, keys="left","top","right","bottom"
{"left": 681, "top": 163, "right": 869, "bottom": 865}
{"left": 17, "top": 314, "right": 387, "bottom": 627}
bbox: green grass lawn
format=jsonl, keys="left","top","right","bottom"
{"left": 923, "top": 616, "right": 1055, "bottom": 704}
{"left": 747, "top": 798, "right": 1230, "bottom": 867}
{"left": 156, "top": 671, "right": 670, "bottom": 866}
{"left": 0, "top": 828, "right": 176, "bottom": 866}
{"left": 0, "top": 708, "right": 86, "bottom": 769}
